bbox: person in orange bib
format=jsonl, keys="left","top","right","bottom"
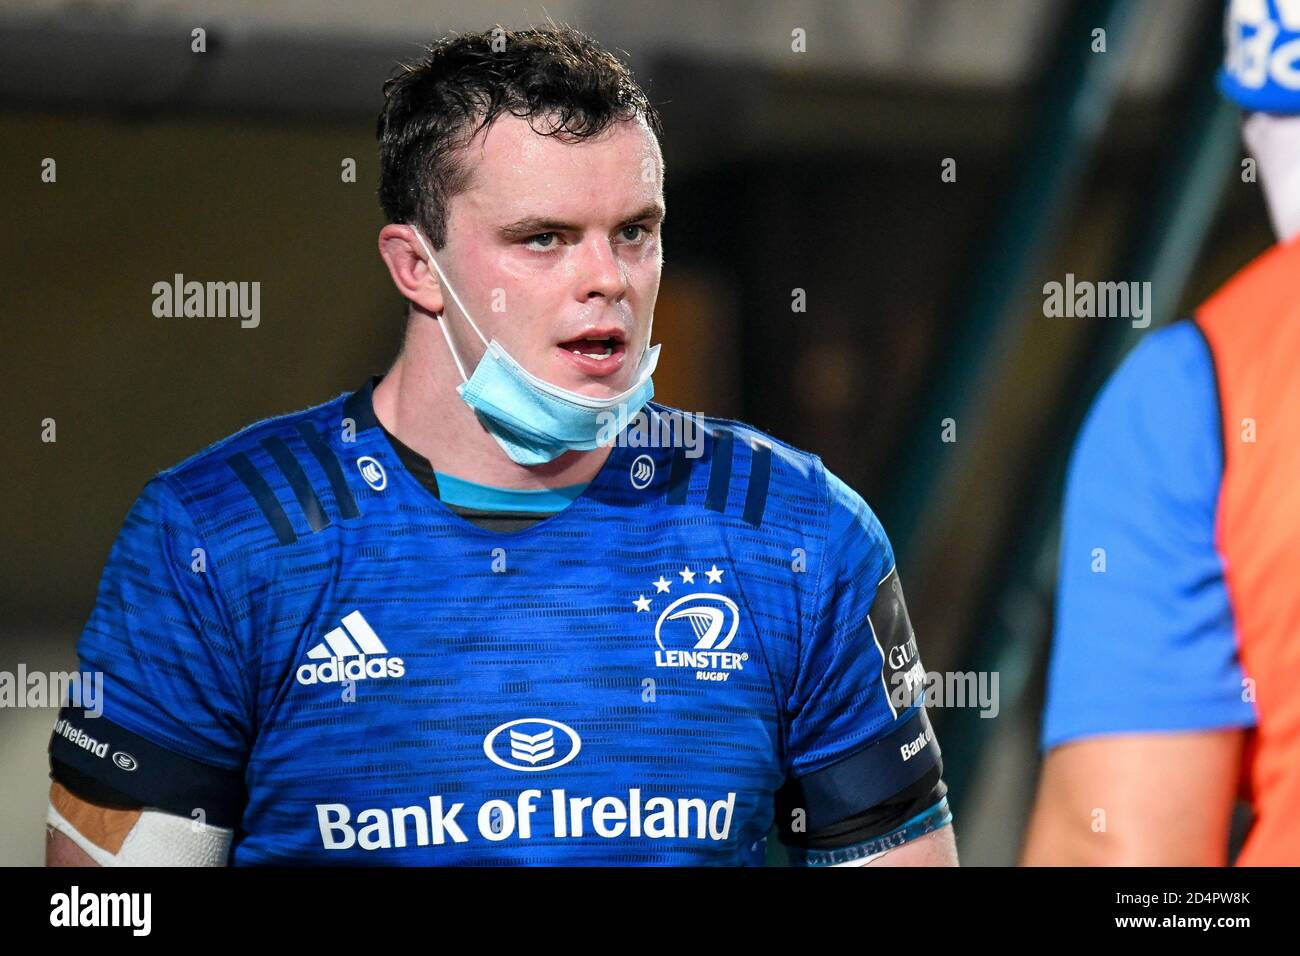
{"left": 1024, "top": 0, "right": 1300, "bottom": 865}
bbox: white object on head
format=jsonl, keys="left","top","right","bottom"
{"left": 1242, "top": 110, "right": 1300, "bottom": 244}
{"left": 47, "top": 800, "right": 232, "bottom": 867}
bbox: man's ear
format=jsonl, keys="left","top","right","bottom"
{"left": 378, "top": 224, "right": 444, "bottom": 315}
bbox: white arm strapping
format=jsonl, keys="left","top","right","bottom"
{"left": 47, "top": 800, "right": 232, "bottom": 867}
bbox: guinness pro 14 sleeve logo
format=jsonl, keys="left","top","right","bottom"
{"left": 870, "top": 567, "right": 925, "bottom": 714}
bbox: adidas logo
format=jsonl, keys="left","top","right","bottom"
{"left": 296, "top": 610, "right": 406, "bottom": 686}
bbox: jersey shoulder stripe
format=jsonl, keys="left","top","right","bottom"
{"left": 153, "top": 389, "right": 360, "bottom": 551}
{"left": 646, "top": 400, "right": 819, "bottom": 531}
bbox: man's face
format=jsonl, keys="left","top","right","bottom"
{"left": 434, "top": 112, "right": 665, "bottom": 398}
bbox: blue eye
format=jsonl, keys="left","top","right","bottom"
{"left": 525, "top": 233, "right": 559, "bottom": 250}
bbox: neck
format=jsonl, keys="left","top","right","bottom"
{"left": 371, "top": 311, "right": 613, "bottom": 490}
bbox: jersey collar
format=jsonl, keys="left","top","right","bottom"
{"left": 339, "top": 375, "right": 666, "bottom": 525}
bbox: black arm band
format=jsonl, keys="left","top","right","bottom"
{"left": 787, "top": 765, "right": 947, "bottom": 850}
{"left": 50, "top": 757, "right": 143, "bottom": 811}
{"left": 48, "top": 705, "right": 246, "bottom": 829}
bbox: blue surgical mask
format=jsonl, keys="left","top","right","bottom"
{"left": 409, "top": 225, "right": 662, "bottom": 465}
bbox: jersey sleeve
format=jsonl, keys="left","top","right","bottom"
{"left": 48, "top": 475, "right": 251, "bottom": 828}
{"left": 1041, "top": 320, "right": 1256, "bottom": 751}
{"left": 776, "top": 463, "right": 951, "bottom": 864}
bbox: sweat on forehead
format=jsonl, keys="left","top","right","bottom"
{"left": 452, "top": 111, "right": 660, "bottom": 189}
{"left": 445, "top": 114, "right": 663, "bottom": 224}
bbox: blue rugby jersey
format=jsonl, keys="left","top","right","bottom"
{"left": 50, "top": 376, "right": 947, "bottom": 865}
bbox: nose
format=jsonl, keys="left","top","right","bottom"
{"left": 574, "top": 235, "right": 628, "bottom": 303}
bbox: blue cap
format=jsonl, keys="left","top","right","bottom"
{"left": 1219, "top": 0, "right": 1300, "bottom": 113}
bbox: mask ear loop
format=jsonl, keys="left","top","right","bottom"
{"left": 408, "top": 225, "right": 490, "bottom": 384}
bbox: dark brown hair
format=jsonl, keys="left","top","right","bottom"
{"left": 377, "top": 24, "right": 663, "bottom": 249}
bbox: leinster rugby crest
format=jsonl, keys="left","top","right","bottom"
{"left": 631, "top": 563, "right": 747, "bottom": 682}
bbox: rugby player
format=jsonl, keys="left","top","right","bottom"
{"left": 1024, "top": 0, "right": 1300, "bottom": 866}
{"left": 46, "top": 25, "right": 956, "bottom": 866}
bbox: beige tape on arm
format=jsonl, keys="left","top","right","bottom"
{"left": 47, "top": 782, "right": 233, "bottom": 867}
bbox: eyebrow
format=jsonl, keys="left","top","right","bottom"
{"left": 496, "top": 202, "right": 666, "bottom": 241}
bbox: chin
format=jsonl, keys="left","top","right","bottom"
{"left": 566, "top": 376, "right": 627, "bottom": 398}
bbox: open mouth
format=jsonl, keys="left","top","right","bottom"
{"left": 554, "top": 330, "right": 629, "bottom": 377}
{"left": 556, "top": 326, "right": 628, "bottom": 358}
{"left": 557, "top": 336, "right": 620, "bottom": 360}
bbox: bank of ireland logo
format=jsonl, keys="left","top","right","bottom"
{"left": 630, "top": 454, "right": 654, "bottom": 489}
{"left": 111, "top": 752, "right": 137, "bottom": 772}
{"left": 484, "top": 718, "right": 582, "bottom": 772}
{"left": 356, "top": 456, "right": 386, "bottom": 491}
{"left": 632, "top": 563, "right": 747, "bottom": 682}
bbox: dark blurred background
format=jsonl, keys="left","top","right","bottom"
{"left": 0, "top": 0, "right": 1273, "bottom": 865}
